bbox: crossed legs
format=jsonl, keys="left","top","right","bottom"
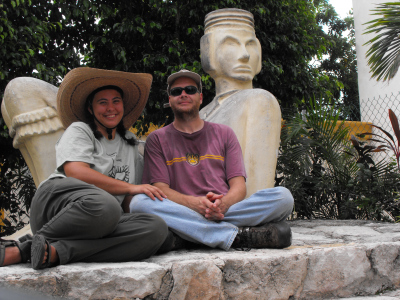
{"left": 130, "top": 186, "right": 294, "bottom": 250}
{"left": 30, "top": 177, "right": 168, "bottom": 266}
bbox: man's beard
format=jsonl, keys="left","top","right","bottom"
{"left": 172, "top": 105, "right": 200, "bottom": 122}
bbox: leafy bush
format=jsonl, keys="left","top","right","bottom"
{"left": 0, "top": 123, "right": 36, "bottom": 237}
{"left": 363, "top": 109, "right": 400, "bottom": 171}
{"left": 276, "top": 100, "right": 400, "bottom": 221}
{"left": 0, "top": 161, "right": 36, "bottom": 237}
{"left": 347, "top": 136, "right": 400, "bottom": 221}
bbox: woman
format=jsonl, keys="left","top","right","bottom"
{"left": 1, "top": 67, "right": 172, "bottom": 269}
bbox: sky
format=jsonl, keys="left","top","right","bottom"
{"left": 329, "top": 0, "right": 353, "bottom": 18}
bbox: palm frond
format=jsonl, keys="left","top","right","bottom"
{"left": 363, "top": 3, "right": 400, "bottom": 81}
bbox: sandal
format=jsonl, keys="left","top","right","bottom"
{"left": 31, "top": 234, "right": 57, "bottom": 270}
{"left": 18, "top": 233, "right": 32, "bottom": 243}
{"left": 0, "top": 238, "right": 32, "bottom": 267}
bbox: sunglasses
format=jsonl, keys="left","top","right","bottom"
{"left": 170, "top": 85, "right": 199, "bottom": 97}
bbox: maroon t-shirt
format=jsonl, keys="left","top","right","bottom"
{"left": 142, "top": 121, "right": 246, "bottom": 197}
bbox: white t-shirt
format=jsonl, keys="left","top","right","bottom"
{"left": 43, "top": 122, "right": 143, "bottom": 204}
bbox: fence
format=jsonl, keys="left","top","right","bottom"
{"left": 360, "top": 92, "right": 400, "bottom": 127}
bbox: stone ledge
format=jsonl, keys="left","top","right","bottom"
{"left": 1, "top": 220, "right": 399, "bottom": 299}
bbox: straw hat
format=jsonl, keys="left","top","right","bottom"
{"left": 57, "top": 67, "right": 152, "bottom": 129}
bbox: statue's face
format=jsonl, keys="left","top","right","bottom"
{"left": 213, "top": 29, "right": 261, "bottom": 81}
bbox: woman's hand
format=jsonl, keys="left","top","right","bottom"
{"left": 64, "top": 162, "right": 166, "bottom": 201}
{"left": 128, "top": 184, "right": 167, "bottom": 201}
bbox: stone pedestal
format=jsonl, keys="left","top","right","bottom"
{"left": 1, "top": 220, "right": 399, "bottom": 299}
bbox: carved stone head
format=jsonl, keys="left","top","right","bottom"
{"left": 200, "top": 8, "right": 262, "bottom": 82}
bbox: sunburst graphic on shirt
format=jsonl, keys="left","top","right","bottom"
{"left": 109, "top": 165, "right": 130, "bottom": 182}
{"left": 186, "top": 153, "right": 200, "bottom": 166}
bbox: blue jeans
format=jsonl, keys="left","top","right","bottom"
{"left": 130, "top": 186, "right": 293, "bottom": 250}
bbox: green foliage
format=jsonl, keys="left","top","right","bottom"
{"left": 85, "top": 0, "right": 328, "bottom": 128}
{"left": 0, "top": 162, "right": 36, "bottom": 236}
{"left": 364, "top": 2, "right": 400, "bottom": 81}
{"left": 314, "top": 0, "right": 359, "bottom": 120}
{"left": 276, "top": 100, "right": 400, "bottom": 221}
{"left": 276, "top": 99, "right": 356, "bottom": 219}
{"left": 347, "top": 136, "right": 400, "bottom": 221}
{"left": 0, "top": 0, "right": 93, "bottom": 94}
{"left": 362, "top": 109, "right": 400, "bottom": 171}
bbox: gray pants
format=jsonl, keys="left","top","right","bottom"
{"left": 30, "top": 177, "right": 168, "bottom": 265}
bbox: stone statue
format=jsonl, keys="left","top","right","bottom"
{"left": 1, "top": 77, "right": 64, "bottom": 187}
{"left": 199, "top": 8, "right": 281, "bottom": 196}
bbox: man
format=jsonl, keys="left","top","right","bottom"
{"left": 129, "top": 69, "right": 293, "bottom": 251}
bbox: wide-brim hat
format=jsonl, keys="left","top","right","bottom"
{"left": 57, "top": 67, "right": 152, "bottom": 129}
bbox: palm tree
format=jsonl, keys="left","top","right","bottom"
{"left": 364, "top": 2, "right": 400, "bottom": 81}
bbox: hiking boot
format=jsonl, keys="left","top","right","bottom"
{"left": 231, "top": 221, "right": 292, "bottom": 250}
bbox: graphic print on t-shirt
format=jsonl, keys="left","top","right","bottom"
{"left": 107, "top": 152, "right": 130, "bottom": 182}
{"left": 186, "top": 153, "right": 200, "bottom": 166}
{"left": 109, "top": 165, "right": 130, "bottom": 182}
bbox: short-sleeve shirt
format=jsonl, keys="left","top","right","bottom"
{"left": 43, "top": 122, "right": 143, "bottom": 204}
{"left": 142, "top": 121, "right": 246, "bottom": 196}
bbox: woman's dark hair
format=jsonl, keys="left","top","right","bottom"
{"left": 85, "top": 85, "right": 138, "bottom": 145}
